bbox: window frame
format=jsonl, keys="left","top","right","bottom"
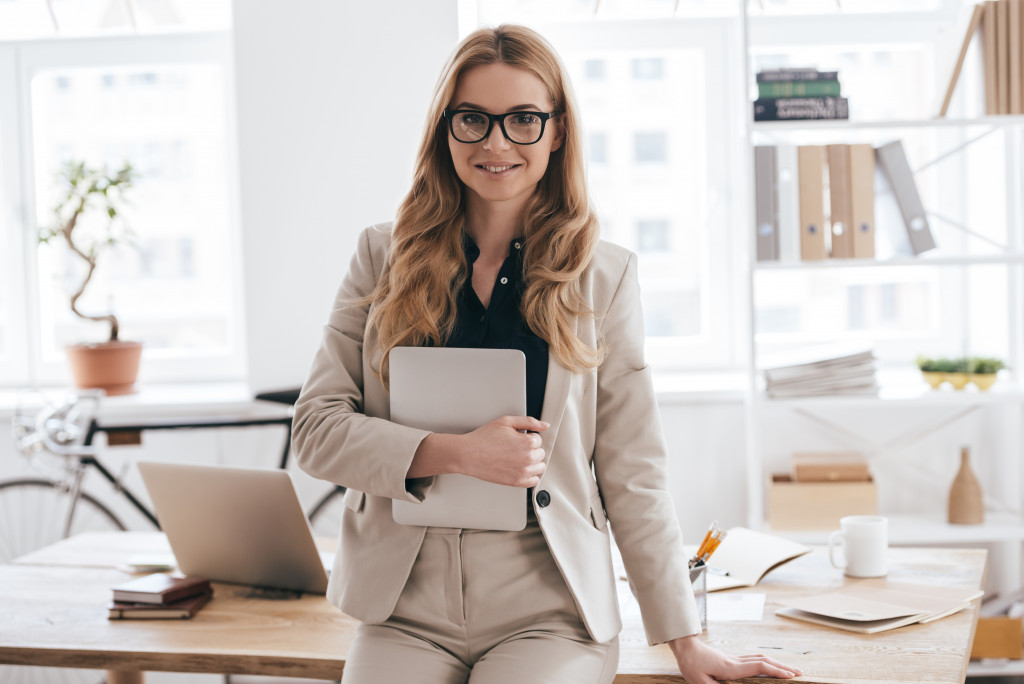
{"left": 1, "top": 31, "right": 245, "bottom": 388}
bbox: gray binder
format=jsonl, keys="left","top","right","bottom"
{"left": 754, "top": 145, "right": 779, "bottom": 261}
{"left": 875, "top": 140, "right": 936, "bottom": 255}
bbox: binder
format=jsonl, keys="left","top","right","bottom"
{"left": 826, "top": 144, "right": 854, "bottom": 259}
{"left": 797, "top": 146, "right": 827, "bottom": 261}
{"left": 754, "top": 145, "right": 779, "bottom": 261}
{"left": 939, "top": 4, "right": 985, "bottom": 116}
{"left": 984, "top": 1, "right": 998, "bottom": 115}
{"left": 997, "top": 0, "right": 1010, "bottom": 114}
{"left": 849, "top": 144, "right": 876, "bottom": 259}
{"left": 775, "top": 144, "right": 801, "bottom": 263}
{"left": 1010, "top": 0, "right": 1022, "bottom": 114}
{"left": 875, "top": 140, "right": 936, "bottom": 255}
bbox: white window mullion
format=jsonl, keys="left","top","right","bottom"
{"left": 0, "top": 44, "right": 31, "bottom": 386}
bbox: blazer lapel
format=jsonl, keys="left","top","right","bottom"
{"left": 538, "top": 315, "right": 580, "bottom": 457}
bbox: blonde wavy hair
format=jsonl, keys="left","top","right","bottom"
{"left": 367, "top": 24, "right": 605, "bottom": 384}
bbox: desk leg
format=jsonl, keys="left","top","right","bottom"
{"left": 107, "top": 670, "right": 144, "bottom": 684}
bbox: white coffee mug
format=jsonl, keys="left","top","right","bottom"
{"left": 828, "top": 515, "right": 888, "bottom": 578}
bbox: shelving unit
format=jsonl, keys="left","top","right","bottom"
{"left": 737, "top": 4, "right": 1024, "bottom": 674}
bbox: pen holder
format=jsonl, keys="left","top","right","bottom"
{"left": 689, "top": 564, "right": 708, "bottom": 630}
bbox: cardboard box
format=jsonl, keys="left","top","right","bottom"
{"left": 971, "top": 617, "right": 1024, "bottom": 659}
{"left": 767, "top": 474, "right": 878, "bottom": 531}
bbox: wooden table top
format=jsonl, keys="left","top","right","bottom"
{"left": 1, "top": 532, "right": 985, "bottom": 683}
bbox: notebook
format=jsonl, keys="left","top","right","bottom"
{"left": 390, "top": 346, "right": 528, "bottom": 531}
{"left": 775, "top": 580, "right": 983, "bottom": 633}
{"left": 136, "top": 461, "right": 330, "bottom": 594}
{"left": 704, "top": 527, "right": 811, "bottom": 592}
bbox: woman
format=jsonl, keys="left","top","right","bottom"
{"left": 293, "top": 24, "right": 802, "bottom": 684}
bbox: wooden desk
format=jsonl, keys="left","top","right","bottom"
{"left": 0, "top": 532, "right": 985, "bottom": 684}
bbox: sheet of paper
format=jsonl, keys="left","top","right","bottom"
{"left": 708, "top": 592, "right": 766, "bottom": 622}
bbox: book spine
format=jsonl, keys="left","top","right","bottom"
{"left": 758, "top": 80, "right": 841, "bottom": 98}
{"left": 753, "top": 97, "right": 849, "bottom": 121}
{"left": 756, "top": 69, "right": 840, "bottom": 83}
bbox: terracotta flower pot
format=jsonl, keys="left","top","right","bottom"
{"left": 66, "top": 341, "right": 143, "bottom": 395}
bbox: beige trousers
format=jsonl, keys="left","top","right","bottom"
{"left": 341, "top": 516, "right": 619, "bottom": 684}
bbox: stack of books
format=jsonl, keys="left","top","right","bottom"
{"left": 763, "top": 349, "right": 878, "bottom": 399}
{"left": 108, "top": 573, "right": 212, "bottom": 620}
{"left": 753, "top": 68, "right": 849, "bottom": 122}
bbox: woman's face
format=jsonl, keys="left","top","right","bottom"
{"left": 447, "top": 62, "right": 563, "bottom": 214}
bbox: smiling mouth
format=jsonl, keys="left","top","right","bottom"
{"left": 477, "top": 163, "right": 521, "bottom": 173}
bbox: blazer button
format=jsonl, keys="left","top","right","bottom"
{"left": 536, "top": 490, "right": 551, "bottom": 507}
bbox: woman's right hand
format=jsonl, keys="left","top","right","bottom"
{"left": 457, "top": 416, "right": 549, "bottom": 488}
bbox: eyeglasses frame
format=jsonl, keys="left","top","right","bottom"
{"left": 443, "top": 108, "right": 560, "bottom": 146}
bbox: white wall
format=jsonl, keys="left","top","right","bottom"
{"left": 233, "top": 0, "right": 460, "bottom": 393}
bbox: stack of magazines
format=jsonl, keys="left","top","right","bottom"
{"left": 763, "top": 349, "right": 878, "bottom": 399}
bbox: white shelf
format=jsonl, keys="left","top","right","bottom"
{"left": 751, "top": 115, "right": 1024, "bottom": 132}
{"left": 755, "top": 254, "right": 1024, "bottom": 270}
{"left": 759, "top": 386, "right": 1024, "bottom": 408}
{"left": 773, "top": 513, "right": 1024, "bottom": 546}
{"left": 968, "top": 660, "right": 1024, "bottom": 677}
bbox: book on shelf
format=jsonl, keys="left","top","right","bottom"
{"left": 754, "top": 145, "right": 779, "bottom": 261}
{"left": 827, "top": 144, "right": 855, "bottom": 259}
{"left": 111, "top": 573, "right": 211, "bottom": 605}
{"left": 797, "top": 145, "right": 827, "bottom": 260}
{"left": 753, "top": 96, "right": 849, "bottom": 122}
{"left": 875, "top": 140, "right": 936, "bottom": 255}
{"left": 758, "top": 80, "right": 842, "bottom": 99}
{"left": 108, "top": 587, "right": 213, "bottom": 620}
{"left": 939, "top": 4, "right": 985, "bottom": 117}
{"left": 775, "top": 144, "right": 801, "bottom": 263}
{"left": 776, "top": 580, "right": 983, "bottom": 634}
{"left": 849, "top": 144, "right": 876, "bottom": 259}
{"left": 756, "top": 68, "right": 839, "bottom": 83}
{"left": 1011, "top": 0, "right": 1023, "bottom": 114}
{"left": 703, "top": 527, "right": 811, "bottom": 593}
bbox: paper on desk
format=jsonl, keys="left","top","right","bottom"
{"left": 708, "top": 592, "right": 766, "bottom": 621}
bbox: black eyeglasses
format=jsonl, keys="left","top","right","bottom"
{"left": 443, "top": 109, "right": 559, "bottom": 145}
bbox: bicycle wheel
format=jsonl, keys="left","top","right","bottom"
{"left": 0, "top": 480, "right": 122, "bottom": 684}
{"left": 0, "top": 479, "right": 125, "bottom": 564}
{"left": 307, "top": 485, "right": 347, "bottom": 539}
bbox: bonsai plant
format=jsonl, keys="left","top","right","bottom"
{"left": 38, "top": 160, "right": 143, "bottom": 394}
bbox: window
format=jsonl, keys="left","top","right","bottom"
{"left": 636, "top": 220, "right": 671, "bottom": 253}
{"left": 634, "top": 131, "right": 669, "bottom": 164}
{"left": 584, "top": 59, "right": 606, "bottom": 81}
{"left": 1, "top": 23, "right": 240, "bottom": 387}
{"left": 631, "top": 58, "right": 664, "bottom": 80}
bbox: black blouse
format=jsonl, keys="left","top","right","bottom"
{"left": 445, "top": 233, "right": 549, "bottom": 420}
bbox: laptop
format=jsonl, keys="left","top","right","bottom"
{"left": 390, "top": 346, "right": 528, "bottom": 531}
{"left": 136, "top": 461, "right": 330, "bottom": 594}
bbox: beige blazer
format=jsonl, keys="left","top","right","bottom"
{"left": 293, "top": 223, "right": 701, "bottom": 646}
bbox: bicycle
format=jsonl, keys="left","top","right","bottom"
{"left": 2, "top": 389, "right": 347, "bottom": 565}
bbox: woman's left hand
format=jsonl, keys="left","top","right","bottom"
{"left": 668, "top": 635, "right": 802, "bottom": 683}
